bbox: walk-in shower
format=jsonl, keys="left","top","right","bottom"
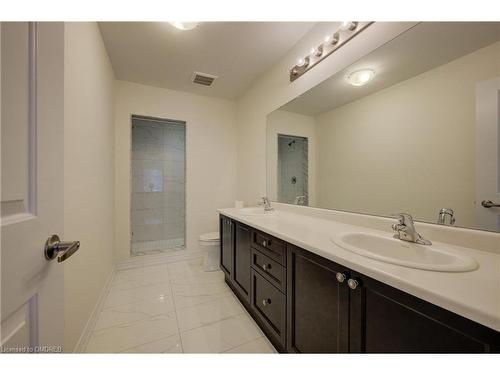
{"left": 130, "top": 115, "right": 186, "bottom": 256}
{"left": 277, "top": 134, "right": 308, "bottom": 205}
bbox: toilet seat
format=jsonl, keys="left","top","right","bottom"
{"left": 199, "top": 232, "right": 220, "bottom": 272}
{"left": 199, "top": 232, "right": 220, "bottom": 243}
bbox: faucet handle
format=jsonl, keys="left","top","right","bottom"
{"left": 391, "top": 213, "right": 413, "bottom": 225}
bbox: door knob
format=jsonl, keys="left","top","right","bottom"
{"left": 262, "top": 298, "right": 272, "bottom": 306}
{"left": 347, "top": 278, "right": 359, "bottom": 290}
{"left": 336, "top": 272, "right": 346, "bottom": 283}
{"left": 44, "top": 234, "right": 80, "bottom": 263}
{"left": 481, "top": 200, "right": 500, "bottom": 208}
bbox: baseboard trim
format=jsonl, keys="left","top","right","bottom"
{"left": 115, "top": 249, "right": 204, "bottom": 271}
{"left": 73, "top": 266, "right": 116, "bottom": 353}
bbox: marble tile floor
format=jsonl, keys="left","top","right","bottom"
{"left": 85, "top": 258, "right": 276, "bottom": 353}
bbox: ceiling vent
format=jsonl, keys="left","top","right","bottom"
{"left": 191, "top": 71, "right": 218, "bottom": 86}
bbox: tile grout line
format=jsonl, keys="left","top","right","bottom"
{"left": 220, "top": 337, "right": 274, "bottom": 354}
{"left": 177, "top": 311, "right": 247, "bottom": 336}
{"left": 116, "top": 331, "right": 182, "bottom": 353}
{"left": 168, "top": 267, "right": 185, "bottom": 353}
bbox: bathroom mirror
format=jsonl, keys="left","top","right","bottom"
{"left": 266, "top": 22, "right": 500, "bottom": 232}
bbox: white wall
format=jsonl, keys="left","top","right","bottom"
{"left": 266, "top": 110, "right": 317, "bottom": 205}
{"left": 114, "top": 80, "right": 237, "bottom": 261}
{"left": 236, "top": 22, "right": 418, "bottom": 204}
{"left": 63, "top": 22, "right": 115, "bottom": 352}
{"left": 315, "top": 41, "right": 500, "bottom": 228}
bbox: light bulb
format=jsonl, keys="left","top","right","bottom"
{"left": 325, "top": 32, "right": 340, "bottom": 45}
{"left": 340, "top": 21, "right": 357, "bottom": 31}
{"left": 310, "top": 45, "right": 323, "bottom": 57}
{"left": 169, "top": 22, "right": 199, "bottom": 31}
{"left": 297, "top": 58, "right": 307, "bottom": 67}
{"left": 346, "top": 69, "right": 375, "bottom": 86}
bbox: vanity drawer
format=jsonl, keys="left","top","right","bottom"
{"left": 251, "top": 270, "right": 286, "bottom": 350}
{"left": 251, "top": 230, "right": 286, "bottom": 266}
{"left": 251, "top": 248, "right": 286, "bottom": 293}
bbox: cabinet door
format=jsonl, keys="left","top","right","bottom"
{"left": 349, "top": 271, "right": 500, "bottom": 353}
{"left": 219, "top": 215, "right": 233, "bottom": 277}
{"left": 233, "top": 222, "right": 251, "bottom": 302}
{"left": 287, "top": 244, "right": 349, "bottom": 353}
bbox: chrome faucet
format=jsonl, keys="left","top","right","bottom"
{"left": 392, "top": 213, "right": 431, "bottom": 245}
{"left": 437, "top": 208, "right": 456, "bottom": 226}
{"left": 260, "top": 197, "right": 274, "bottom": 212}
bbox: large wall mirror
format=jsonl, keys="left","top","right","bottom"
{"left": 266, "top": 22, "right": 500, "bottom": 232}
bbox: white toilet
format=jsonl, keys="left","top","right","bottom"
{"left": 199, "top": 231, "right": 220, "bottom": 271}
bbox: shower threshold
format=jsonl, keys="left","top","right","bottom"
{"left": 131, "top": 238, "right": 185, "bottom": 257}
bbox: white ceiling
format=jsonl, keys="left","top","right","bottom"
{"left": 98, "top": 22, "right": 316, "bottom": 99}
{"left": 282, "top": 22, "right": 500, "bottom": 116}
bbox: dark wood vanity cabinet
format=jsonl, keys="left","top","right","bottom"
{"left": 220, "top": 215, "right": 500, "bottom": 353}
{"left": 219, "top": 215, "right": 233, "bottom": 277}
{"left": 287, "top": 244, "right": 350, "bottom": 353}
{"left": 348, "top": 271, "right": 500, "bottom": 353}
{"left": 232, "top": 222, "right": 252, "bottom": 303}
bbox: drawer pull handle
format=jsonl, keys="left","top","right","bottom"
{"left": 336, "top": 272, "right": 346, "bottom": 283}
{"left": 262, "top": 298, "right": 272, "bottom": 306}
{"left": 261, "top": 239, "right": 272, "bottom": 247}
{"left": 347, "top": 279, "right": 359, "bottom": 290}
{"left": 262, "top": 263, "right": 272, "bottom": 271}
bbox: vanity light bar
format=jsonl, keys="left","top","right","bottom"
{"left": 290, "top": 21, "right": 374, "bottom": 82}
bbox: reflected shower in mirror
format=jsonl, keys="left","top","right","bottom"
{"left": 266, "top": 22, "right": 500, "bottom": 232}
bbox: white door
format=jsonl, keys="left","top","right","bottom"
{"left": 1, "top": 22, "right": 73, "bottom": 353}
{"left": 476, "top": 77, "right": 500, "bottom": 232}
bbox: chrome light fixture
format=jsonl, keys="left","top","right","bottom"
{"left": 290, "top": 21, "right": 373, "bottom": 82}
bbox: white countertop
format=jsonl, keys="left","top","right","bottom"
{"left": 218, "top": 207, "right": 500, "bottom": 332}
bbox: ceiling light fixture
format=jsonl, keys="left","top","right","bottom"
{"left": 346, "top": 68, "right": 375, "bottom": 86}
{"left": 290, "top": 22, "right": 373, "bottom": 82}
{"left": 169, "top": 22, "right": 199, "bottom": 31}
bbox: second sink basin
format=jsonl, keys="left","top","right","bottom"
{"left": 331, "top": 232, "right": 478, "bottom": 272}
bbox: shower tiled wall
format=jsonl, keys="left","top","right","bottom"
{"left": 277, "top": 135, "right": 308, "bottom": 205}
{"left": 131, "top": 118, "right": 186, "bottom": 255}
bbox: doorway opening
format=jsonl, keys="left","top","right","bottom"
{"left": 277, "top": 134, "right": 308, "bottom": 205}
{"left": 130, "top": 115, "right": 186, "bottom": 256}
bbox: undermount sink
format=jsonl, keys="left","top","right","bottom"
{"left": 331, "top": 232, "right": 478, "bottom": 272}
{"left": 237, "top": 207, "right": 276, "bottom": 216}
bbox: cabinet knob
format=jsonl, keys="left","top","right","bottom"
{"left": 347, "top": 278, "right": 359, "bottom": 290}
{"left": 262, "top": 263, "right": 272, "bottom": 271}
{"left": 262, "top": 240, "right": 267, "bottom": 247}
{"left": 262, "top": 298, "right": 272, "bottom": 306}
{"left": 336, "top": 272, "right": 346, "bottom": 283}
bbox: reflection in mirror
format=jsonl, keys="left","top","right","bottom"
{"left": 266, "top": 22, "right": 500, "bottom": 232}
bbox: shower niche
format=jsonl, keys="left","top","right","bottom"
{"left": 130, "top": 115, "right": 186, "bottom": 256}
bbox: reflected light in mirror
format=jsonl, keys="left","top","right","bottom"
{"left": 169, "top": 22, "right": 199, "bottom": 30}
{"left": 346, "top": 68, "right": 375, "bottom": 86}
